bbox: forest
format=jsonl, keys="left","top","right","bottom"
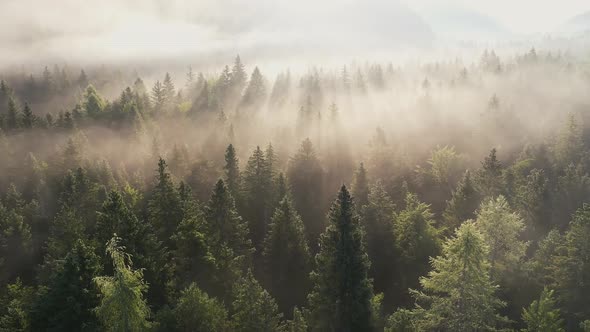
{"left": 0, "top": 49, "right": 589, "bottom": 331}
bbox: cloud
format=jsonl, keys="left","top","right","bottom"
{"left": 0, "top": 0, "right": 434, "bottom": 68}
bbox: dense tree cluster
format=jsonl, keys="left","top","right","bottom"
{"left": 0, "top": 51, "right": 589, "bottom": 331}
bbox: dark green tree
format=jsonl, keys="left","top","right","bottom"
{"left": 476, "top": 148, "right": 503, "bottom": 198}
{"left": 308, "top": 185, "right": 374, "bottom": 332}
{"left": 31, "top": 240, "right": 102, "bottom": 332}
{"left": 148, "top": 158, "right": 183, "bottom": 245}
{"left": 442, "top": 170, "right": 481, "bottom": 233}
{"left": 223, "top": 144, "right": 241, "bottom": 197}
{"left": 352, "top": 162, "right": 370, "bottom": 209}
{"left": 287, "top": 139, "right": 325, "bottom": 246}
{"left": 230, "top": 270, "right": 282, "bottom": 332}
{"left": 262, "top": 197, "right": 311, "bottom": 316}
{"left": 174, "top": 283, "right": 230, "bottom": 332}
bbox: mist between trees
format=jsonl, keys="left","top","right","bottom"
{"left": 0, "top": 50, "right": 589, "bottom": 331}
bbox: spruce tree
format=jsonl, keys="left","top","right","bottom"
{"left": 521, "top": 288, "right": 564, "bottom": 332}
{"left": 6, "top": 96, "right": 19, "bottom": 130}
{"left": 352, "top": 162, "right": 370, "bottom": 209}
{"left": 223, "top": 144, "right": 241, "bottom": 197}
{"left": 242, "top": 146, "right": 273, "bottom": 249}
{"left": 551, "top": 204, "right": 590, "bottom": 326}
{"left": 83, "top": 85, "right": 104, "bottom": 119}
{"left": 475, "top": 196, "right": 528, "bottom": 278}
{"left": 148, "top": 158, "right": 183, "bottom": 245}
{"left": 94, "top": 237, "right": 151, "bottom": 332}
{"left": 308, "top": 185, "right": 374, "bottom": 332}
{"left": 287, "top": 139, "right": 325, "bottom": 246}
{"left": 411, "top": 221, "right": 507, "bottom": 331}
{"left": 262, "top": 197, "right": 311, "bottom": 316}
{"left": 361, "top": 181, "right": 398, "bottom": 310}
{"left": 204, "top": 180, "right": 254, "bottom": 297}
{"left": 174, "top": 283, "right": 230, "bottom": 332}
{"left": 442, "top": 170, "right": 481, "bottom": 233}
{"left": 230, "top": 270, "right": 282, "bottom": 332}
{"left": 31, "top": 240, "right": 102, "bottom": 331}
{"left": 393, "top": 192, "right": 440, "bottom": 303}
{"left": 240, "top": 67, "right": 266, "bottom": 109}
{"left": 21, "top": 103, "right": 34, "bottom": 129}
{"left": 476, "top": 148, "right": 503, "bottom": 198}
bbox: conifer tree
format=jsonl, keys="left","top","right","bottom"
{"left": 83, "top": 85, "right": 104, "bottom": 119}
{"left": 522, "top": 288, "right": 564, "bottom": 332}
{"left": 476, "top": 148, "right": 503, "bottom": 198}
{"left": 21, "top": 103, "right": 34, "bottom": 129}
{"left": 475, "top": 196, "right": 528, "bottom": 278}
{"left": 31, "top": 240, "right": 101, "bottom": 331}
{"left": 174, "top": 283, "right": 230, "bottom": 332}
{"left": 231, "top": 270, "right": 283, "bottom": 332}
{"left": 0, "top": 201, "right": 33, "bottom": 284}
{"left": 352, "top": 162, "right": 370, "bottom": 208}
{"left": 162, "top": 73, "right": 176, "bottom": 108}
{"left": 94, "top": 236, "right": 151, "bottom": 332}
{"left": 551, "top": 204, "right": 590, "bottom": 326}
{"left": 361, "top": 181, "right": 397, "bottom": 309}
{"left": 97, "top": 191, "right": 166, "bottom": 306}
{"left": 262, "top": 197, "right": 311, "bottom": 316}
{"left": 287, "top": 139, "right": 325, "bottom": 245}
{"left": 393, "top": 192, "right": 440, "bottom": 301}
{"left": 411, "top": 221, "right": 507, "bottom": 331}
{"left": 230, "top": 55, "right": 247, "bottom": 96}
{"left": 442, "top": 170, "right": 481, "bottom": 233}
{"left": 241, "top": 67, "right": 266, "bottom": 109}
{"left": 204, "top": 180, "right": 254, "bottom": 296}
{"left": 224, "top": 144, "right": 241, "bottom": 197}
{"left": 148, "top": 158, "right": 183, "bottom": 245}
{"left": 308, "top": 185, "right": 374, "bottom": 332}
{"left": 6, "top": 96, "right": 19, "bottom": 130}
{"left": 242, "top": 146, "right": 273, "bottom": 249}
{"left": 0, "top": 278, "right": 34, "bottom": 331}
{"left": 284, "top": 307, "right": 308, "bottom": 332}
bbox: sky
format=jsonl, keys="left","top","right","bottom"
{"left": 0, "top": 0, "right": 589, "bottom": 68}
{"left": 406, "top": 0, "right": 590, "bottom": 34}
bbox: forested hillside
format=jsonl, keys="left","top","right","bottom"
{"left": 1, "top": 50, "right": 590, "bottom": 331}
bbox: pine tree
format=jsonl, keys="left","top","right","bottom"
{"left": 31, "top": 240, "right": 102, "bottom": 331}
{"left": 174, "top": 283, "right": 230, "bottom": 332}
{"left": 262, "top": 197, "right": 311, "bottom": 316}
{"left": 352, "top": 162, "right": 370, "bottom": 208}
{"left": 442, "top": 170, "right": 481, "bottom": 233}
{"left": 522, "top": 288, "right": 564, "bottom": 332}
{"left": 231, "top": 270, "right": 283, "bottom": 332}
{"left": 78, "top": 70, "right": 89, "bottom": 89}
{"left": 94, "top": 236, "right": 151, "bottom": 332}
{"left": 308, "top": 185, "right": 374, "bottom": 332}
{"left": 411, "top": 221, "right": 507, "bottom": 331}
